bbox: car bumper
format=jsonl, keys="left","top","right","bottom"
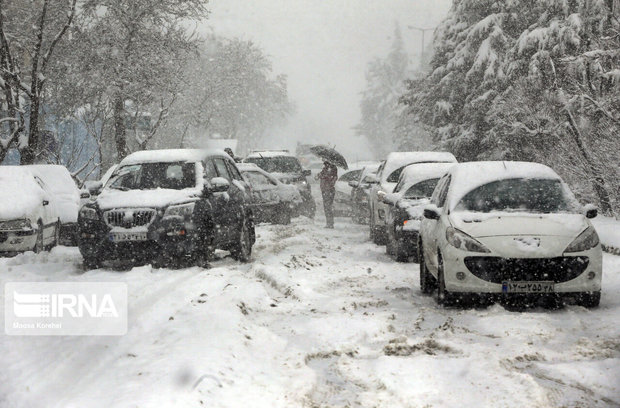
{"left": 78, "top": 217, "right": 201, "bottom": 262}
{"left": 441, "top": 244, "right": 602, "bottom": 294}
{"left": 0, "top": 229, "right": 37, "bottom": 254}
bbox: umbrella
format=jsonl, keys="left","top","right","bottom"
{"left": 309, "top": 145, "right": 348, "bottom": 170}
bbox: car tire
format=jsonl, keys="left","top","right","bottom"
{"left": 419, "top": 248, "right": 436, "bottom": 294}
{"left": 83, "top": 256, "right": 102, "bottom": 270}
{"left": 34, "top": 221, "right": 45, "bottom": 253}
{"left": 437, "top": 255, "right": 458, "bottom": 307}
{"left": 231, "top": 217, "right": 252, "bottom": 262}
{"left": 577, "top": 291, "right": 600, "bottom": 308}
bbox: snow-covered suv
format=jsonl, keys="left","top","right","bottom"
{"left": 244, "top": 150, "right": 315, "bottom": 218}
{"left": 78, "top": 149, "right": 255, "bottom": 269}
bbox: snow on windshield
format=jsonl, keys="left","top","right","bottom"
{"left": 108, "top": 162, "right": 197, "bottom": 191}
{"left": 245, "top": 157, "right": 302, "bottom": 173}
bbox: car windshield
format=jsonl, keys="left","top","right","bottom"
{"left": 455, "top": 178, "right": 579, "bottom": 213}
{"left": 245, "top": 156, "right": 302, "bottom": 173}
{"left": 107, "top": 162, "right": 196, "bottom": 191}
{"left": 404, "top": 178, "right": 439, "bottom": 199}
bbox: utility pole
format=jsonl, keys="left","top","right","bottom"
{"left": 407, "top": 26, "right": 435, "bottom": 67}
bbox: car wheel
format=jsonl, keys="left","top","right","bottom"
{"left": 83, "top": 256, "right": 102, "bottom": 270}
{"left": 437, "top": 255, "right": 458, "bottom": 306}
{"left": 577, "top": 291, "right": 600, "bottom": 308}
{"left": 195, "top": 228, "right": 215, "bottom": 268}
{"left": 419, "top": 247, "right": 436, "bottom": 294}
{"left": 34, "top": 221, "right": 44, "bottom": 253}
{"left": 231, "top": 218, "right": 252, "bottom": 262}
{"left": 410, "top": 241, "right": 420, "bottom": 264}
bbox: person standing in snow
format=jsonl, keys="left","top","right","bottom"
{"left": 316, "top": 161, "right": 338, "bottom": 228}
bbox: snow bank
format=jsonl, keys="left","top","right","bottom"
{"left": 592, "top": 216, "right": 620, "bottom": 253}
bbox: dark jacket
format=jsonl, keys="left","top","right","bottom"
{"left": 317, "top": 163, "right": 337, "bottom": 192}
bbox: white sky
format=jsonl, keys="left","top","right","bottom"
{"left": 202, "top": 0, "right": 451, "bottom": 160}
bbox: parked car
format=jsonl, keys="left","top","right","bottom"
{"left": 334, "top": 167, "right": 365, "bottom": 216}
{"left": 418, "top": 161, "right": 602, "bottom": 308}
{"left": 383, "top": 163, "right": 455, "bottom": 262}
{"left": 368, "top": 152, "right": 457, "bottom": 244}
{"left": 244, "top": 150, "right": 316, "bottom": 218}
{"left": 237, "top": 163, "right": 303, "bottom": 224}
{"left": 0, "top": 166, "right": 61, "bottom": 254}
{"left": 27, "top": 165, "right": 81, "bottom": 245}
{"left": 78, "top": 149, "right": 255, "bottom": 269}
{"left": 346, "top": 164, "right": 381, "bottom": 223}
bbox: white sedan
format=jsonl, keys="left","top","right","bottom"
{"left": 0, "top": 166, "right": 61, "bottom": 254}
{"left": 419, "top": 161, "right": 602, "bottom": 308}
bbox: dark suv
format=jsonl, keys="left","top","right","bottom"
{"left": 244, "top": 150, "right": 316, "bottom": 218}
{"left": 78, "top": 149, "right": 255, "bottom": 269}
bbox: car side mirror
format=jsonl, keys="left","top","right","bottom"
{"left": 302, "top": 169, "right": 311, "bottom": 177}
{"left": 584, "top": 204, "right": 598, "bottom": 219}
{"left": 208, "top": 177, "right": 230, "bottom": 193}
{"left": 348, "top": 181, "right": 359, "bottom": 188}
{"left": 85, "top": 180, "right": 103, "bottom": 196}
{"left": 42, "top": 200, "right": 49, "bottom": 206}
{"left": 423, "top": 205, "right": 441, "bottom": 220}
{"left": 377, "top": 190, "right": 387, "bottom": 202}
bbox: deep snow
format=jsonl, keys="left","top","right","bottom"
{"left": 0, "top": 217, "right": 619, "bottom": 407}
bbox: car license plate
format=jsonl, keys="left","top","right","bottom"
{"left": 502, "top": 281, "right": 554, "bottom": 293}
{"left": 109, "top": 232, "right": 148, "bottom": 242}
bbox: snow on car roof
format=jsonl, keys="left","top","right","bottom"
{"left": 381, "top": 151, "right": 457, "bottom": 182}
{"left": 120, "top": 149, "right": 227, "bottom": 165}
{"left": 26, "top": 165, "right": 78, "bottom": 194}
{"left": 236, "top": 163, "right": 279, "bottom": 183}
{"left": 398, "top": 162, "right": 456, "bottom": 187}
{"left": 246, "top": 150, "right": 292, "bottom": 158}
{"left": 0, "top": 166, "right": 46, "bottom": 219}
{"left": 447, "top": 161, "right": 563, "bottom": 210}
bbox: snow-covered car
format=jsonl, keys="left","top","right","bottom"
{"left": 419, "top": 161, "right": 602, "bottom": 308}
{"left": 368, "top": 152, "right": 457, "bottom": 244}
{"left": 237, "top": 163, "right": 303, "bottom": 224}
{"left": 383, "top": 162, "right": 455, "bottom": 262}
{"left": 334, "top": 167, "right": 365, "bottom": 216}
{"left": 244, "top": 150, "right": 315, "bottom": 218}
{"left": 26, "top": 165, "right": 81, "bottom": 245}
{"left": 78, "top": 149, "right": 255, "bottom": 269}
{"left": 348, "top": 163, "right": 381, "bottom": 224}
{"left": 0, "top": 166, "right": 61, "bottom": 254}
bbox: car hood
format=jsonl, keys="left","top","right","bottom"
{"left": 96, "top": 188, "right": 201, "bottom": 210}
{"left": 451, "top": 212, "right": 588, "bottom": 238}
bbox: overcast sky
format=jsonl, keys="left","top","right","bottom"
{"left": 202, "top": 0, "right": 452, "bottom": 160}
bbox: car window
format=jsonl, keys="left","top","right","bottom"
{"left": 244, "top": 171, "right": 276, "bottom": 186}
{"left": 226, "top": 160, "right": 244, "bottom": 181}
{"left": 108, "top": 162, "right": 196, "bottom": 190}
{"left": 386, "top": 166, "right": 406, "bottom": 183}
{"left": 455, "top": 178, "right": 579, "bottom": 213}
{"left": 404, "top": 178, "right": 440, "bottom": 199}
{"left": 203, "top": 159, "right": 218, "bottom": 180}
{"left": 339, "top": 170, "right": 362, "bottom": 182}
{"left": 213, "top": 158, "right": 232, "bottom": 180}
{"left": 245, "top": 156, "right": 302, "bottom": 173}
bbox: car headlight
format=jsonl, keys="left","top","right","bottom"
{"left": 446, "top": 227, "right": 490, "bottom": 253}
{"left": 79, "top": 207, "right": 99, "bottom": 220}
{"left": 564, "top": 226, "right": 600, "bottom": 252}
{"left": 163, "top": 202, "right": 195, "bottom": 218}
{"left": 0, "top": 219, "right": 32, "bottom": 230}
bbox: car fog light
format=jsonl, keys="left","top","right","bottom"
{"left": 587, "top": 271, "right": 596, "bottom": 280}
{"left": 456, "top": 272, "right": 466, "bottom": 281}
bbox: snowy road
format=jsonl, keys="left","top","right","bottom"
{"left": 1, "top": 217, "right": 619, "bottom": 407}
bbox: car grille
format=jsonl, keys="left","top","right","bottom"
{"left": 464, "top": 256, "right": 589, "bottom": 283}
{"left": 104, "top": 209, "right": 156, "bottom": 228}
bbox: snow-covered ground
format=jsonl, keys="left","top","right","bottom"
{"left": 1, "top": 217, "right": 619, "bottom": 408}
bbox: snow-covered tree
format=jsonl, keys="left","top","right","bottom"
{"left": 356, "top": 24, "right": 410, "bottom": 158}
{"left": 402, "top": 0, "right": 620, "bottom": 214}
{"left": 0, "top": 0, "right": 77, "bottom": 164}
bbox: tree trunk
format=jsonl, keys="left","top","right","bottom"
{"left": 20, "top": 95, "right": 41, "bottom": 164}
{"left": 113, "top": 95, "right": 128, "bottom": 161}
